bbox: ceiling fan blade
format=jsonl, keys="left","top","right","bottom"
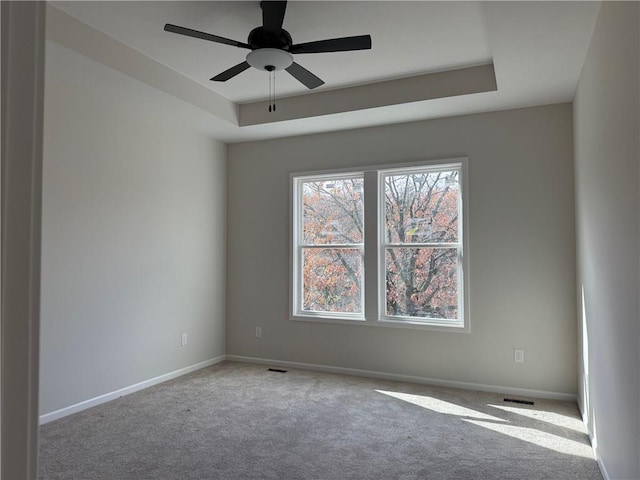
{"left": 290, "top": 35, "right": 372, "bottom": 54}
{"left": 285, "top": 62, "right": 324, "bottom": 89}
{"left": 164, "top": 24, "right": 251, "bottom": 49}
{"left": 211, "top": 61, "right": 251, "bottom": 82}
{"left": 261, "top": 1, "right": 287, "bottom": 37}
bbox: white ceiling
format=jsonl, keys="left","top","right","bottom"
{"left": 46, "top": 1, "right": 601, "bottom": 143}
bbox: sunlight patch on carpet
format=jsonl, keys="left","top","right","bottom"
{"left": 463, "top": 419, "right": 595, "bottom": 459}
{"left": 487, "top": 404, "right": 586, "bottom": 434}
{"left": 376, "top": 390, "right": 505, "bottom": 422}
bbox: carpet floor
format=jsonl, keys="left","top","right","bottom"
{"left": 39, "top": 361, "right": 602, "bottom": 480}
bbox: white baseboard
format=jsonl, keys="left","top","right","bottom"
{"left": 578, "top": 400, "right": 610, "bottom": 480}
{"left": 39, "top": 356, "right": 226, "bottom": 425}
{"left": 226, "top": 354, "right": 578, "bottom": 402}
{"left": 40, "top": 354, "right": 578, "bottom": 425}
{"left": 592, "top": 441, "right": 611, "bottom": 480}
{"left": 585, "top": 424, "right": 611, "bottom": 480}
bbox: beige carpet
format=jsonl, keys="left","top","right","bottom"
{"left": 39, "top": 361, "right": 602, "bottom": 480}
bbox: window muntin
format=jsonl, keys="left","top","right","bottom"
{"left": 292, "top": 160, "right": 466, "bottom": 330}
{"left": 381, "top": 167, "right": 463, "bottom": 325}
{"left": 295, "top": 174, "right": 364, "bottom": 317}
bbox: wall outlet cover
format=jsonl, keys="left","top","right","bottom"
{"left": 514, "top": 349, "right": 525, "bottom": 363}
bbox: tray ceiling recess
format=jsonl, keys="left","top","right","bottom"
{"left": 46, "top": 2, "right": 601, "bottom": 142}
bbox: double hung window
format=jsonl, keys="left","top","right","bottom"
{"left": 292, "top": 159, "right": 468, "bottom": 330}
{"left": 295, "top": 174, "right": 364, "bottom": 318}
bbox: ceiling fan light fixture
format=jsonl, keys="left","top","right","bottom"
{"left": 165, "top": 0, "right": 371, "bottom": 90}
{"left": 246, "top": 48, "right": 293, "bottom": 72}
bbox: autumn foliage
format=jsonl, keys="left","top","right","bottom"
{"left": 302, "top": 177, "right": 363, "bottom": 313}
{"left": 300, "top": 169, "right": 460, "bottom": 320}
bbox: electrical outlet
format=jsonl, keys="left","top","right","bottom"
{"left": 514, "top": 348, "right": 524, "bottom": 363}
{"left": 255, "top": 327, "right": 262, "bottom": 338}
{"left": 181, "top": 333, "right": 188, "bottom": 347}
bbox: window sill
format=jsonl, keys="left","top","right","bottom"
{"left": 290, "top": 315, "right": 469, "bottom": 333}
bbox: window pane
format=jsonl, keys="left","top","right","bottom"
{"left": 303, "top": 177, "right": 364, "bottom": 245}
{"left": 385, "top": 247, "right": 458, "bottom": 320}
{"left": 303, "top": 248, "right": 362, "bottom": 314}
{"left": 384, "top": 171, "right": 459, "bottom": 244}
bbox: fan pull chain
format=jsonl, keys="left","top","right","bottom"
{"left": 273, "top": 71, "right": 276, "bottom": 112}
{"left": 268, "top": 70, "right": 272, "bottom": 112}
{"left": 267, "top": 66, "right": 277, "bottom": 113}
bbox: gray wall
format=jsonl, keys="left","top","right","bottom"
{"left": 228, "top": 103, "right": 577, "bottom": 396}
{"left": 39, "top": 49, "right": 227, "bottom": 415}
{"left": 574, "top": 2, "right": 640, "bottom": 479}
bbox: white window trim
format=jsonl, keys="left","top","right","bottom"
{"left": 290, "top": 158, "right": 470, "bottom": 333}
{"left": 378, "top": 163, "right": 466, "bottom": 328}
{"left": 291, "top": 172, "right": 365, "bottom": 319}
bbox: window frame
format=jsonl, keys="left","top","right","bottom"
{"left": 290, "top": 158, "right": 469, "bottom": 333}
{"left": 378, "top": 163, "right": 465, "bottom": 328}
{"left": 291, "top": 171, "right": 366, "bottom": 320}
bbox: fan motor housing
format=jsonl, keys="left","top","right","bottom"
{"left": 248, "top": 27, "right": 293, "bottom": 50}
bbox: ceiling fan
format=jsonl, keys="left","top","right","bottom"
{"left": 164, "top": 0, "right": 372, "bottom": 91}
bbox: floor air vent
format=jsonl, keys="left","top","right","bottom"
{"left": 503, "top": 398, "right": 535, "bottom": 406}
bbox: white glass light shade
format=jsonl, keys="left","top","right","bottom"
{"left": 246, "top": 48, "right": 293, "bottom": 71}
